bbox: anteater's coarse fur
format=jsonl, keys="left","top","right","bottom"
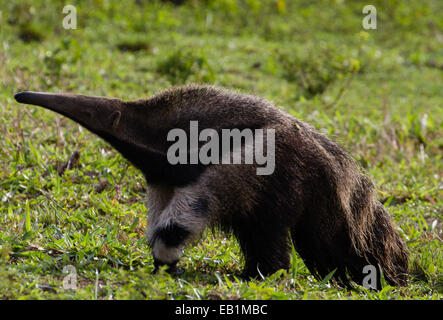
{"left": 14, "top": 85, "right": 409, "bottom": 288}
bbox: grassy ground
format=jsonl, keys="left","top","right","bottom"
{"left": 0, "top": 0, "right": 441, "bottom": 299}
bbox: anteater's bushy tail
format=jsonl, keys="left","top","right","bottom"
{"left": 340, "top": 167, "right": 409, "bottom": 288}
{"left": 359, "top": 200, "right": 409, "bottom": 286}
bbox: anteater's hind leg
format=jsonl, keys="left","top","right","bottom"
{"left": 290, "top": 221, "right": 365, "bottom": 287}
{"left": 289, "top": 201, "right": 409, "bottom": 288}
{"left": 233, "top": 222, "right": 292, "bottom": 279}
{"left": 147, "top": 187, "right": 211, "bottom": 273}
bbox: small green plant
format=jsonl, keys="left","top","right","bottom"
{"left": 156, "top": 49, "right": 215, "bottom": 85}
{"left": 116, "top": 35, "right": 151, "bottom": 52}
{"left": 18, "top": 23, "right": 45, "bottom": 42}
{"left": 278, "top": 44, "right": 361, "bottom": 99}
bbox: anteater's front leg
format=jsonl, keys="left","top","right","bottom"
{"left": 147, "top": 188, "right": 210, "bottom": 274}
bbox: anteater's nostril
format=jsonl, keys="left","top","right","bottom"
{"left": 14, "top": 92, "right": 31, "bottom": 103}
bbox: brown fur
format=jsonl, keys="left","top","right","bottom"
{"left": 14, "top": 85, "right": 409, "bottom": 287}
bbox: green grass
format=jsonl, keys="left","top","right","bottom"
{"left": 0, "top": 0, "right": 441, "bottom": 299}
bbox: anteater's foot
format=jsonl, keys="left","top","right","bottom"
{"left": 239, "top": 267, "right": 264, "bottom": 281}
{"left": 153, "top": 258, "right": 183, "bottom": 275}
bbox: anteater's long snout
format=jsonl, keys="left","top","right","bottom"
{"left": 14, "top": 91, "right": 122, "bottom": 126}
{"left": 14, "top": 91, "right": 53, "bottom": 105}
{"left": 14, "top": 91, "right": 118, "bottom": 110}
{"left": 15, "top": 91, "right": 81, "bottom": 118}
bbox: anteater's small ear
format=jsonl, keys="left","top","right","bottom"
{"left": 112, "top": 111, "right": 122, "bottom": 129}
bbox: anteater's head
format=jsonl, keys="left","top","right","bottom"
{"left": 14, "top": 90, "right": 203, "bottom": 185}
{"left": 15, "top": 91, "right": 128, "bottom": 138}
